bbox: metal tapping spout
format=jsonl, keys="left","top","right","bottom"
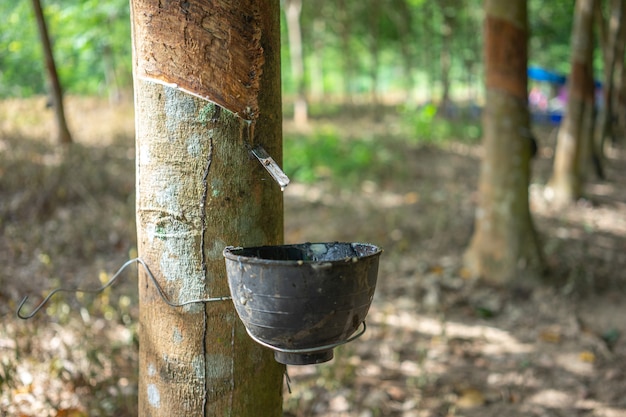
{"left": 251, "top": 145, "right": 290, "bottom": 190}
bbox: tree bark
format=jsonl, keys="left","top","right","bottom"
{"left": 598, "top": 0, "right": 625, "bottom": 152}
{"left": 31, "top": 0, "right": 72, "bottom": 145}
{"left": 439, "top": 0, "right": 454, "bottom": 114}
{"left": 338, "top": 0, "right": 355, "bottom": 105}
{"left": 131, "top": 1, "right": 284, "bottom": 415}
{"left": 547, "top": 0, "right": 597, "bottom": 203}
{"left": 615, "top": 8, "right": 626, "bottom": 143}
{"left": 309, "top": 15, "right": 326, "bottom": 101}
{"left": 464, "top": 0, "right": 544, "bottom": 284}
{"left": 421, "top": 2, "right": 439, "bottom": 102}
{"left": 368, "top": 0, "right": 382, "bottom": 118}
{"left": 284, "top": 0, "right": 308, "bottom": 125}
{"left": 389, "top": 0, "right": 416, "bottom": 103}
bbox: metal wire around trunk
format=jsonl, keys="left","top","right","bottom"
{"left": 16, "top": 257, "right": 232, "bottom": 320}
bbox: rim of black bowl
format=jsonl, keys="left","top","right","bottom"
{"left": 223, "top": 242, "right": 382, "bottom": 265}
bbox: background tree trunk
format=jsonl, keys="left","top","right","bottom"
{"left": 422, "top": 3, "right": 437, "bottom": 101}
{"left": 309, "top": 12, "right": 326, "bottom": 101}
{"left": 285, "top": 0, "right": 308, "bottom": 125}
{"left": 547, "top": 0, "right": 597, "bottom": 204}
{"left": 390, "top": 0, "right": 416, "bottom": 103}
{"left": 615, "top": 14, "right": 626, "bottom": 142}
{"left": 338, "top": 0, "right": 355, "bottom": 105}
{"left": 131, "top": 1, "right": 284, "bottom": 415}
{"left": 367, "top": 0, "right": 382, "bottom": 119}
{"left": 102, "top": 43, "right": 122, "bottom": 105}
{"left": 464, "top": 0, "right": 544, "bottom": 284}
{"left": 598, "top": 0, "right": 625, "bottom": 152}
{"left": 31, "top": 0, "right": 72, "bottom": 145}
{"left": 438, "top": 0, "right": 455, "bottom": 115}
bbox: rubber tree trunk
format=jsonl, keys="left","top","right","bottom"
{"left": 130, "top": 1, "right": 284, "bottom": 415}
{"left": 464, "top": 0, "right": 544, "bottom": 284}
{"left": 616, "top": 13, "right": 626, "bottom": 143}
{"left": 598, "top": 0, "right": 625, "bottom": 153}
{"left": 389, "top": 0, "right": 416, "bottom": 103}
{"left": 547, "top": 0, "right": 597, "bottom": 204}
{"left": 338, "top": 0, "right": 355, "bottom": 105}
{"left": 439, "top": 0, "right": 454, "bottom": 115}
{"left": 31, "top": 0, "right": 72, "bottom": 145}
{"left": 422, "top": 3, "right": 437, "bottom": 101}
{"left": 284, "top": 0, "right": 308, "bottom": 126}
{"left": 368, "top": 0, "right": 382, "bottom": 118}
{"left": 309, "top": 15, "right": 326, "bottom": 101}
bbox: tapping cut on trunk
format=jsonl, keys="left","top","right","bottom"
{"left": 131, "top": 0, "right": 264, "bottom": 120}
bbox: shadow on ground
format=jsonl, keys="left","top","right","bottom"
{"left": 1, "top": 98, "right": 625, "bottom": 416}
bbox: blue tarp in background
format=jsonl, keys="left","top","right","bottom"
{"left": 528, "top": 66, "right": 602, "bottom": 88}
{"left": 528, "top": 66, "right": 567, "bottom": 85}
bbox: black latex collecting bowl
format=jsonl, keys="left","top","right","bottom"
{"left": 223, "top": 242, "right": 381, "bottom": 365}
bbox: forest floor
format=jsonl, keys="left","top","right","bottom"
{"left": 1, "top": 97, "right": 626, "bottom": 417}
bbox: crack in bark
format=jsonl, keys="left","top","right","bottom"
{"left": 199, "top": 105, "right": 220, "bottom": 274}
{"left": 200, "top": 136, "right": 212, "bottom": 415}
{"left": 200, "top": 106, "right": 220, "bottom": 415}
{"left": 200, "top": 136, "right": 213, "bottom": 276}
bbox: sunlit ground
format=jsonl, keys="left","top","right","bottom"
{"left": 1, "top": 97, "right": 626, "bottom": 416}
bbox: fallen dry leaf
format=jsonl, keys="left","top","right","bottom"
{"left": 579, "top": 351, "right": 595, "bottom": 363}
{"left": 539, "top": 328, "right": 562, "bottom": 343}
{"left": 55, "top": 408, "right": 88, "bottom": 417}
{"left": 430, "top": 265, "right": 445, "bottom": 275}
{"left": 403, "top": 192, "right": 419, "bottom": 204}
{"left": 458, "top": 267, "right": 473, "bottom": 280}
{"left": 456, "top": 387, "right": 485, "bottom": 409}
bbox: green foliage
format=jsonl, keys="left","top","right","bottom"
{"left": 0, "top": 3, "right": 46, "bottom": 96}
{"left": 529, "top": 0, "right": 576, "bottom": 74}
{"left": 0, "top": 355, "right": 16, "bottom": 390}
{"left": 283, "top": 102, "right": 482, "bottom": 188}
{"left": 0, "top": 0, "right": 578, "bottom": 99}
{"left": 284, "top": 126, "right": 377, "bottom": 185}
{"left": 401, "top": 103, "right": 482, "bottom": 145}
{"left": 409, "top": 103, "right": 438, "bottom": 141}
{"left": 0, "top": 0, "right": 131, "bottom": 97}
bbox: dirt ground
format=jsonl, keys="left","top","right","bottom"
{"left": 1, "top": 97, "right": 626, "bottom": 417}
